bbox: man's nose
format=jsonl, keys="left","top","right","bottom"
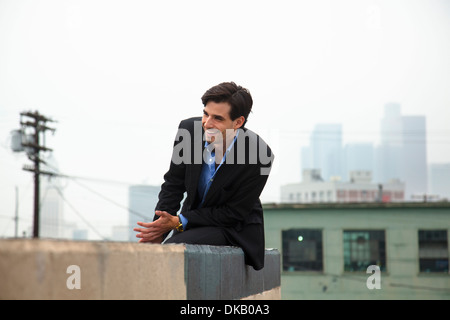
{"left": 203, "top": 116, "right": 213, "bottom": 128}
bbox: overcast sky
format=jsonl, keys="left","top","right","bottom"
{"left": 1, "top": 0, "right": 450, "bottom": 239}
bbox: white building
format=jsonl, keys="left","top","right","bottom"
{"left": 281, "top": 169, "right": 404, "bottom": 203}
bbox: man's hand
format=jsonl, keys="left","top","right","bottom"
{"left": 134, "top": 211, "right": 179, "bottom": 243}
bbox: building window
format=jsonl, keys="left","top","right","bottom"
{"left": 361, "top": 190, "right": 368, "bottom": 201}
{"left": 418, "top": 230, "right": 449, "bottom": 273}
{"left": 282, "top": 229, "right": 323, "bottom": 272}
{"left": 319, "top": 191, "right": 324, "bottom": 202}
{"left": 343, "top": 230, "right": 386, "bottom": 272}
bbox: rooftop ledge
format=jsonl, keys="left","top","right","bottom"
{"left": 0, "top": 239, "right": 281, "bottom": 300}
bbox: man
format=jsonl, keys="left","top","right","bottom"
{"left": 134, "top": 82, "right": 274, "bottom": 270}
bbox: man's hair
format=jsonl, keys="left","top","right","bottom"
{"left": 201, "top": 82, "right": 253, "bottom": 126}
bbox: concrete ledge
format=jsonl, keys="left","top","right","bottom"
{"left": 0, "top": 239, "right": 186, "bottom": 299}
{"left": 0, "top": 239, "right": 280, "bottom": 300}
{"left": 184, "top": 245, "right": 281, "bottom": 299}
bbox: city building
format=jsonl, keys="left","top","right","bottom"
{"left": 301, "top": 123, "right": 344, "bottom": 181}
{"left": 300, "top": 103, "right": 428, "bottom": 202}
{"left": 72, "top": 228, "right": 88, "bottom": 240}
{"left": 342, "top": 142, "right": 374, "bottom": 179}
{"left": 376, "top": 103, "right": 427, "bottom": 200}
{"left": 39, "top": 154, "right": 64, "bottom": 239}
{"left": 376, "top": 102, "right": 404, "bottom": 185}
{"left": 281, "top": 169, "right": 404, "bottom": 203}
{"left": 111, "top": 225, "right": 128, "bottom": 241}
{"left": 402, "top": 115, "right": 428, "bottom": 199}
{"left": 263, "top": 202, "right": 450, "bottom": 299}
{"left": 128, "top": 184, "right": 160, "bottom": 242}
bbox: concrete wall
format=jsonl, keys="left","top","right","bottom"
{"left": 0, "top": 239, "right": 280, "bottom": 300}
{"left": 184, "top": 245, "right": 280, "bottom": 299}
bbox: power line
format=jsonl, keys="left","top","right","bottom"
{"left": 68, "top": 178, "right": 149, "bottom": 220}
{"left": 53, "top": 187, "right": 107, "bottom": 240}
{"left": 37, "top": 161, "right": 152, "bottom": 220}
{"left": 30, "top": 157, "right": 155, "bottom": 221}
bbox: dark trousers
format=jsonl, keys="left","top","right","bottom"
{"left": 164, "top": 226, "right": 235, "bottom": 246}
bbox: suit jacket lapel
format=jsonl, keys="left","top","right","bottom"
{"left": 187, "top": 126, "right": 204, "bottom": 205}
{"left": 202, "top": 164, "right": 234, "bottom": 203}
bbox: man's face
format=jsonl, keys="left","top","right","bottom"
{"left": 202, "top": 101, "right": 244, "bottom": 146}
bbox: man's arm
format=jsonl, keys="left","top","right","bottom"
{"left": 135, "top": 119, "right": 195, "bottom": 243}
{"left": 153, "top": 126, "right": 188, "bottom": 217}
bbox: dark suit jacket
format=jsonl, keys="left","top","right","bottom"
{"left": 155, "top": 117, "right": 274, "bottom": 270}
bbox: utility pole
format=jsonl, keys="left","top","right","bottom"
{"left": 19, "top": 111, "right": 56, "bottom": 238}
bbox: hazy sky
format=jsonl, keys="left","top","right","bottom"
{"left": 1, "top": 0, "right": 450, "bottom": 239}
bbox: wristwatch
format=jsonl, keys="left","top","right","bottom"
{"left": 176, "top": 216, "right": 184, "bottom": 232}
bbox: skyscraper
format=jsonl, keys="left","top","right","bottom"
{"left": 375, "top": 103, "right": 404, "bottom": 184}
{"left": 343, "top": 142, "right": 374, "bottom": 181}
{"left": 402, "top": 115, "right": 427, "bottom": 199}
{"left": 302, "top": 123, "right": 343, "bottom": 181}
{"left": 40, "top": 154, "right": 64, "bottom": 239}
{"left": 375, "top": 103, "right": 427, "bottom": 200}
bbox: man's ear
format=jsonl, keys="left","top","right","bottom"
{"left": 234, "top": 116, "right": 245, "bottom": 129}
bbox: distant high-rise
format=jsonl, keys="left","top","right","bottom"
{"left": 343, "top": 142, "right": 374, "bottom": 181}
{"left": 375, "top": 103, "right": 403, "bottom": 184}
{"left": 302, "top": 123, "right": 343, "bottom": 181}
{"left": 299, "top": 103, "right": 427, "bottom": 202}
{"left": 402, "top": 115, "right": 427, "bottom": 198}
{"left": 40, "top": 154, "right": 64, "bottom": 239}
{"left": 128, "top": 185, "right": 160, "bottom": 242}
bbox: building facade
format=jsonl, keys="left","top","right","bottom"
{"left": 263, "top": 202, "right": 450, "bottom": 299}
